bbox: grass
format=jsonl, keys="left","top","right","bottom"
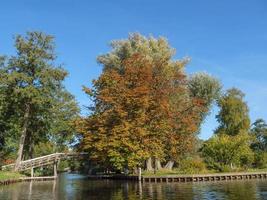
{"left": 0, "top": 171, "right": 23, "bottom": 181}
{"left": 245, "top": 168, "right": 267, "bottom": 172}
{"left": 142, "top": 169, "right": 212, "bottom": 176}
{"left": 141, "top": 168, "right": 267, "bottom": 177}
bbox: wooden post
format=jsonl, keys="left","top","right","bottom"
{"left": 138, "top": 178, "right": 143, "bottom": 197}
{"left": 138, "top": 167, "right": 142, "bottom": 181}
{"left": 54, "top": 162, "right": 57, "bottom": 177}
{"left": 31, "top": 167, "right": 34, "bottom": 177}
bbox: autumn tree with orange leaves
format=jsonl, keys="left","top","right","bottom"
{"left": 77, "top": 34, "right": 221, "bottom": 172}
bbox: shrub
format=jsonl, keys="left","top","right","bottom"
{"left": 254, "top": 152, "right": 267, "bottom": 169}
{"left": 178, "top": 157, "right": 207, "bottom": 174}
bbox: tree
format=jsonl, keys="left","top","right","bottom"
{"left": 250, "top": 119, "right": 267, "bottom": 168}
{"left": 0, "top": 57, "right": 6, "bottom": 154}
{"left": 201, "top": 87, "right": 253, "bottom": 171}
{"left": 0, "top": 56, "right": 19, "bottom": 166}
{"left": 215, "top": 88, "right": 250, "bottom": 136}
{"left": 188, "top": 72, "right": 221, "bottom": 123}
{"left": 78, "top": 53, "right": 170, "bottom": 170}
{"left": 201, "top": 133, "right": 253, "bottom": 171}
{"left": 250, "top": 119, "right": 267, "bottom": 152}
{"left": 161, "top": 73, "right": 222, "bottom": 170}
{"left": 78, "top": 33, "right": 216, "bottom": 171}
{"left": 0, "top": 32, "right": 79, "bottom": 170}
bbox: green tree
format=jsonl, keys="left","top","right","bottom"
{"left": 188, "top": 73, "right": 221, "bottom": 115}
{"left": 215, "top": 88, "right": 250, "bottom": 136}
{"left": 250, "top": 119, "right": 267, "bottom": 151}
{"left": 188, "top": 72, "right": 221, "bottom": 132}
{"left": 0, "top": 57, "right": 6, "bottom": 154}
{"left": 0, "top": 56, "right": 19, "bottom": 166}
{"left": 0, "top": 32, "right": 79, "bottom": 170}
{"left": 250, "top": 119, "right": 267, "bottom": 168}
{"left": 201, "top": 133, "right": 253, "bottom": 171}
{"left": 202, "top": 88, "right": 253, "bottom": 171}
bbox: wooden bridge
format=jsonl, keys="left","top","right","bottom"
{"left": 1, "top": 152, "right": 88, "bottom": 177}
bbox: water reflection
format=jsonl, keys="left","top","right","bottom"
{"left": 0, "top": 180, "right": 57, "bottom": 200}
{"left": 0, "top": 174, "right": 267, "bottom": 200}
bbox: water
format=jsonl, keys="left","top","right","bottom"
{"left": 1, "top": 173, "right": 267, "bottom": 199}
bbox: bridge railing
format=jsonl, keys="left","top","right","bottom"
{"left": 1, "top": 152, "right": 88, "bottom": 171}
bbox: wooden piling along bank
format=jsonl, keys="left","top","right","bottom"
{"left": 88, "top": 172, "right": 267, "bottom": 183}
{"left": 2, "top": 172, "right": 267, "bottom": 186}
{"left": 142, "top": 172, "right": 267, "bottom": 183}
{"left": 0, "top": 176, "right": 56, "bottom": 186}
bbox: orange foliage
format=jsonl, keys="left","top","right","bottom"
{"left": 77, "top": 53, "right": 206, "bottom": 170}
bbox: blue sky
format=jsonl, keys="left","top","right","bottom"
{"left": 0, "top": 0, "right": 267, "bottom": 140}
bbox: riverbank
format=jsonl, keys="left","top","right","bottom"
{"left": 0, "top": 171, "right": 23, "bottom": 186}
{"left": 142, "top": 171, "right": 267, "bottom": 183}
{"left": 2, "top": 173, "right": 266, "bottom": 199}
{"left": 0, "top": 171, "right": 23, "bottom": 181}
{"left": 0, "top": 177, "right": 57, "bottom": 185}
{"left": 87, "top": 171, "right": 267, "bottom": 183}
{"left": 2, "top": 170, "right": 267, "bottom": 186}
{"left": 142, "top": 168, "right": 267, "bottom": 176}
{"left": 0, "top": 171, "right": 58, "bottom": 186}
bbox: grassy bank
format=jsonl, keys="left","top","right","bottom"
{"left": 141, "top": 168, "right": 267, "bottom": 176}
{"left": 0, "top": 171, "right": 23, "bottom": 180}
{"left": 142, "top": 169, "right": 210, "bottom": 176}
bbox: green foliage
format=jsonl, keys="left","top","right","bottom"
{"left": 97, "top": 33, "right": 188, "bottom": 73}
{"left": 188, "top": 72, "right": 221, "bottom": 112}
{"left": 201, "top": 87, "right": 263, "bottom": 172}
{"left": 0, "top": 171, "right": 23, "bottom": 180}
{"left": 188, "top": 72, "right": 221, "bottom": 133}
{"left": 253, "top": 152, "right": 267, "bottom": 169}
{"left": 58, "top": 160, "right": 70, "bottom": 171}
{"left": 215, "top": 88, "right": 250, "bottom": 136}
{"left": 249, "top": 119, "right": 267, "bottom": 168}
{"left": 0, "top": 31, "right": 79, "bottom": 163}
{"left": 33, "top": 141, "right": 56, "bottom": 157}
{"left": 250, "top": 119, "right": 267, "bottom": 152}
{"left": 201, "top": 133, "right": 254, "bottom": 171}
{"left": 177, "top": 156, "right": 207, "bottom": 174}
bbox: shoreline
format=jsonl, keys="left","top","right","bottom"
{"left": 1, "top": 171, "right": 267, "bottom": 186}
{"left": 88, "top": 171, "right": 267, "bottom": 183}
{"left": 0, "top": 176, "right": 56, "bottom": 186}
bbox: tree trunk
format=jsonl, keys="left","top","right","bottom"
{"left": 28, "top": 134, "right": 34, "bottom": 159}
{"left": 146, "top": 157, "right": 154, "bottom": 171}
{"left": 155, "top": 158, "right": 162, "bottom": 170}
{"left": 133, "top": 167, "right": 138, "bottom": 175}
{"left": 14, "top": 104, "right": 30, "bottom": 171}
{"left": 164, "top": 160, "right": 174, "bottom": 170}
{"left": 230, "top": 163, "right": 234, "bottom": 169}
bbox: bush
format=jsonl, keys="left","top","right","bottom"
{"left": 254, "top": 152, "right": 267, "bottom": 168}
{"left": 201, "top": 133, "right": 254, "bottom": 172}
{"left": 58, "top": 160, "right": 69, "bottom": 172}
{"left": 177, "top": 157, "right": 207, "bottom": 174}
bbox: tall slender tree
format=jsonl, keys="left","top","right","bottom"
{"left": 215, "top": 88, "right": 250, "bottom": 136}
{"left": 0, "top": 32, "right": 79, "bottom": 170}
{"left": 250, "top": 119, "right": 267, "bottom": 152}
{"left": 202, "top": 88, "right": 253, "bottom": 171}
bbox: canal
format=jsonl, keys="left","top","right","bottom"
{"left": 1, "top": 173, "right": 267, "bottom": 199}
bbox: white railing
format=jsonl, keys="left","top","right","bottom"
{"left": 1, "top": 152, "right": 88, "bottom": 171}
